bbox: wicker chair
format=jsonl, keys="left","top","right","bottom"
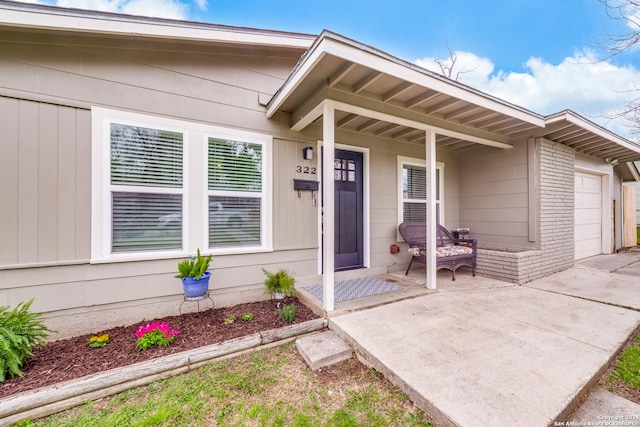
{"left": 399, "top": 222, "right": 477, "bottom": 281}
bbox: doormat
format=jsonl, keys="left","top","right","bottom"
{"left": 304, "top": 277, "right": 401, "bottom": 304}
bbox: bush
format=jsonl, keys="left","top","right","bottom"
{"left": 262, "top": 268, "right": 296, "bottom": 297}
{"left": 0, "top": 299, "right": 52, "bottom": 381}
{"left": 278, "top": 303, "right": 296, "bottom": 323}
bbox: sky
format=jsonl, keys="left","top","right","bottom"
{"left": 17, "top": 0, "right": 640, "bottom": 138}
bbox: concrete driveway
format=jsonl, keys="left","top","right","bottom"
{"left": 329, "top": 254, "right": 640, "bottom": 426}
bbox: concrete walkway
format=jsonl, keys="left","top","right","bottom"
{"left": 329, "top": 252, "right": 640, "bottom": 426}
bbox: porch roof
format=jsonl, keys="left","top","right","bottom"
{"left": 268, "top": 31, "right": 640, "bottom": 165}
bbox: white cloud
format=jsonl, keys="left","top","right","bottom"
{"left": 194, "top": 0, "right": 207, "bottom": 11}
{"left": 416, "top": 49, "right": 640, "bottom": 137}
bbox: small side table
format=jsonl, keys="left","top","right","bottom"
{"left": 179, "top": 292, "right": 215, "bottom": 325}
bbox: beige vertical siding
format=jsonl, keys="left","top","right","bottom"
{"left": 0, "top": 96, "right": 91, "bottom": 266}
{"left": 459, "top": 141, "right": 532, "bottom": 249}
{"left": 273, "top": 138, "right": 319, "bottom": 250}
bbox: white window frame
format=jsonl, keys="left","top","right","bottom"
{"left": 397, "top": 156, "right": 444, "bottom": 240}
{"left": 205, "top": 132, "right": 272, "bottom": 255}
{"left": 91, "top": 107, "right": 272, "bottom": 263}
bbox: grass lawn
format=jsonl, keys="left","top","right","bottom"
{"left": 602, "top": 328, "right": 640, "bottom": 405}
{"left": 16, "top": 342, "right": 433, "bottom": 427}
{"left": 611, "top": 334, "right": 640, "bottom": 389}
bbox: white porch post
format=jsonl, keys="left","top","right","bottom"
{"left": 425, "top": 128, "right": 437, "bottom": 289}
{"left": 322, "top": 102, "right": 336, "bottom": 311}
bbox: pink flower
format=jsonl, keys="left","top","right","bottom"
{"left": 134, "top": 321, "right": 180, "bottom": 340}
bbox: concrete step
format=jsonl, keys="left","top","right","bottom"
{"left": 296, "top": 331, "right": 352, "bottom": 370}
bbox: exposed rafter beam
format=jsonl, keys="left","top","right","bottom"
{"left": 406, "top": 90, "right": 440, "bottom": 109}
{"left": 353, "top": 71, "right": 383, "bottom": 94}
{"left": 475, "top": 115, "right": 514, "bottom": 130}
{"left": 577, "top": 141, "right": 611, "bottom": 156}
{"left": 392, "top": 127, "right": 420, "bottom": 139}
{"left": 545, "top": 126, "right": 585, "bottom": 141}
{"left": 383, "top": 81, "right": 414, "bottom": 102}
{"left": 357, "top": 118, "right": 379, "bottom": 132}
{"left": 424, "top": 98, "right": 461, "bottom": 115}
{"left": 328, "top": 61, "right": 357, "bottom": 87}
{"left": 290, "top": 85, "right": 514, "bottom": 149}
{"left": 408, "top": 133, "right": 425, "bottom": 143}
{"left": 375, "top": 123, "right": 402, "bottom": 136}
{"left": 444, "top": 104, "right": 481, "bottom": 120}
{"left": 459, "top": 110, "right": 499, "bottom": 126}
{"left": 327, "top": 96, "right": 514, "bottom": 148}
{"left": 337, "top": 113, "right": 359, "bottom": 128}
{"left": 490, "top": 122, "right": 535, "bottom": 135}
{"left": 566, "top": 135, "right": 602, "bottom": 149}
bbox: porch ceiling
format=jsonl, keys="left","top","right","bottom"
{"left": 268, "top": 31, "right": 640, "bottom": 164}
{"left": 267, "top": 31, "right": 544, "bottom": 152}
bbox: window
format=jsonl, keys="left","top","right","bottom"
{"left": 110, "top": 123, "right": 184, "bottom": 253}
{"left": 92, "top": 107, "right": 272, "bottom": 261}
{"left": 208, "top": 138, "right": 265, "bottom": 249}
{"left": 397, "top": 156, "right": 444, "bottom": 227}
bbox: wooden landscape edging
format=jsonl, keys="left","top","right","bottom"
{"left": 0, "top": 318, "right": 327, "bottom": 425}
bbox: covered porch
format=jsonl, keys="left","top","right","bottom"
{"left": 267, "top": 31, "right": 546, "bottom": 311}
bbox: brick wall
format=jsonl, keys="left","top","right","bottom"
{"left": 537, "top": 138, "right": 575, "bottom": 277}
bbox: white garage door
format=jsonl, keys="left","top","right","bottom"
{"left": 575, "top": 171, "right": 602, "bottom": 260}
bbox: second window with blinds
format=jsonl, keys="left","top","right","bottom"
{"left": 397, "top": 156, "right": 444, "bottom": 227}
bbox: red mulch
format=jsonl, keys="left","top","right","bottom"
{"left": 0, "top": 298, "right": 319, "bottom": 399}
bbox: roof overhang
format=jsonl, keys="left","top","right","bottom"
{"left": 615, "top": 161, "right": 640, "bottom": 182}
{"left": 0, "top": 0, "right": 315, "bottom": 49}
{"left": 268, "top": 31, "right": 640, "bottom": 160}
{"left": 268, "top": 31, "right": 546, "bottom": 150}
{"left": 542, "top": 110, "right": 640, "bottom": 164}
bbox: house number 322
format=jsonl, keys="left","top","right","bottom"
{"left": 296, "top": 166, "right": 317, "bottom": 174}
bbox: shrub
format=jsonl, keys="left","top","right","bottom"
{"left": 262, "top": 268, "right": 296, "bottom": 297}
{"left": 0, "top": 299, "right": 52, "bottom": 381}
{"left": 278, "top": 303, "right": 296, "bottom": 323}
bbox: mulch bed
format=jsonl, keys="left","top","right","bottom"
{"left": 0, "top": 298, "right": 319, "bottom": 399}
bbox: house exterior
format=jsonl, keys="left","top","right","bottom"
{"left": 2, "top": 1, "right": 640, "bottom": 339}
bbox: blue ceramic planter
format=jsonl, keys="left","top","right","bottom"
{"left": 181, "top": 272, "right": 211, "bottom": 298}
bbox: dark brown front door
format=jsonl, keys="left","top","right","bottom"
{"left": 333, "top": 149, "right": 364, "bottom": 271}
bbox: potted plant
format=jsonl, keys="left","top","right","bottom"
{"left": 175, "top": 248, "right": 212, "bottom": 298}
{"left": 262, "top": 268, "right": 296, "bottom": 302}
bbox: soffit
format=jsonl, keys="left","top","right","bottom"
{"left": 542, "top": 111, "right": 640, "bottom": 164}
{"left": 268, "top": 31, "right": 544, "bottom": 151}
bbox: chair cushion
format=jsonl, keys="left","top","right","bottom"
{"left": 409, "top": 246, "right": 473, "bottom": 257}
{"left": 436, "top": 245, "right": 473, "bottom": 257}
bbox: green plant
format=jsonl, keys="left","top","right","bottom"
{"left": 0, "top": 299, "right": 52, "bottom": 381}
{"left": 278, "top": 303, "right": 296, "bottom": 323}
{"left": 612, "top": 335, "right": 640, "bottom": 388}
{"left": 241, "top": 312, "right": 254, "bottom": 322}
{"left": 135, "top": 322, "right": 180, "bottom": 351}
{"left": 175, "top": 248, "right": 212, "bottom": 280}
{"left": 224, "top": 315, "right": 236, "bottom": 325}
{"left": 88, "top": 333, "right": 110, "bottom": 348}
{"left": 262, "top": 268, "right": 296, "bottom": 297}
